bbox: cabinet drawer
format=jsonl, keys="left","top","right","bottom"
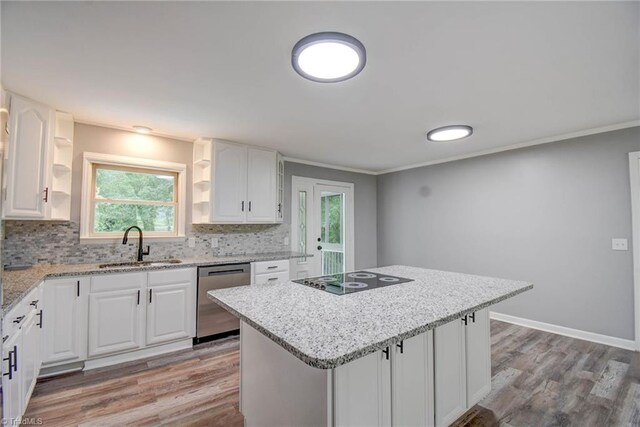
{"left": 91, "top": 272, "right": 145, "bottom": 293}
{"left": 3, "top": 300, "right": 27, "bottom": 338}
{"left": 148, "top": 268, "right": 194, "bottom": 286}
{"left": 253, "top": 259, "right": 289, "bottom": 275}
{"left": 254, "top": 271, "right": 289, "bottom": 285}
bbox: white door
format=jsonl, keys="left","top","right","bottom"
{"left": 4, "top": 94, "right": 52, "bottom": 219}
{"left": 2, "top": 331, "right": 23, "bottom": 426}
{"left": 212, "top": 141, "right": 247, "bottom": 223}
{"left": 146, "top": 283, "right": 192, "bottom": 346}
{"left": 42, "top": 277, "right": 89, "bottom": 365}
{"left": 333, "top": 348, "right": 392, "bottom": 427}
{"left": 290, "top": 177, "right": 355, "bottom": 279}
{"left": 20, "top": 310, "right": 40, "bottom": 405}
{"left": 392, "top": 331, "right": 435, "bottom": 427}
{"left": 88, "top": 289, "right": 144, "bottom": 357}
{"left": 246, "top": 147, "right": 277, "bottom": 223}
{"left": 434, "top": 319, "right": 467, "bottom": 427}
{"left": 465, "top": 309, "right": 492, "bottom": 407}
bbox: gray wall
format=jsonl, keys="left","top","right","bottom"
{"left": 377, "top": 127, "right": 640, "bottom": 340}
{"left": 284, "top": 162, "right": 377, "bottom": 270}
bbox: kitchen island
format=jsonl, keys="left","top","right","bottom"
{"left": 208, "top": 265, "right": 532, "bottom": 427}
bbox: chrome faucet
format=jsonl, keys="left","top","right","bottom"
{"left": 122, "top": 226, "right": 150, "bottom": 262}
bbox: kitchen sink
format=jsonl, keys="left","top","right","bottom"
{"left": 98, "top": 259, "right": 183, "bottom": 269}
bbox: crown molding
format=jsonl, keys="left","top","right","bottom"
{"left": 377, "top": 120, "right": 640, "bottom": 175}
{"left": 282, "top": 156, "right": 378, "bottom": 175}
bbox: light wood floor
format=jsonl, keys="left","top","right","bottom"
{"left": 24, "top": 321, "right": 640, "bottom": 426}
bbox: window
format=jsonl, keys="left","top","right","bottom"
{"left": 81, "top": 153, "right": 186, "bottom": 239}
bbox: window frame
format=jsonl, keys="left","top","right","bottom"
{"left": 81, "top": 152, "right": 187, "bottom": 241}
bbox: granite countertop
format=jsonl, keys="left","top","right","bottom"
{"left": 208, "top": 265, "right": 533, "bottom": 369}
{"left": 2, "top": 251, "right": 309, "bottom": 312}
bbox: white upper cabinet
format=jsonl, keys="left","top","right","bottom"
{"left": 212, "top": 141, "right": 248, "bottom": 222}
{"left": 246, "top": 147, "right": 277, "bottom": 222}
{"left": 3, "top": 93, "right": 73, "bottom": 220}
{"left": 4, "top": 94, "right": 53, "bottom": 219}
{"left": 193, "top": 138, "right": 280, "bottom": 224}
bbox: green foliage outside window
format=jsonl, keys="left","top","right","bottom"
{"left": 94, "top": 168, "right": 176, "bottom": 233}
{"left": 320, "top": 194, "right": 343, "bottom": 244}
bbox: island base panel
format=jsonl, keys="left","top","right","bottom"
{"left": 240, "top": 322, "right": 330, "bottom": 427}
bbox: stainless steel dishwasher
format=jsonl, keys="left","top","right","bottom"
{"left": 196, "top": 263, "right": 250, "bottom": 342}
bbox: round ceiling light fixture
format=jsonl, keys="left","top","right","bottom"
{"left": 426, "top": 125, "right": 473, "bottom": 142}
{"left": 133, "top": 126, "right": 152, "bottom": 134}
{"left": 292, "top": 32, "right": 366, "bottom": 83}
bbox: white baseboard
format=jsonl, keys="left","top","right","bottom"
{"left": 490, "top": 312, "right": 638, "bottom": 352}
{"left": 84, "top": 338, "right": 193, "bottom": 370}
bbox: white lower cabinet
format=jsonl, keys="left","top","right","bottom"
{"left": 434, "top": 308, "right": 491, "bottom": 427}
{"left": 2, "top": 284, "right": 44, "bottom": 426}
{"left": 2, "top": 329, "right": 23, "bottom": 426}
{"left": 465, "top": 309, "right": 492, "bottom": 407}
{"left": 334, "top": 348, "right": 392, "bottom": 427}
{"left": 88, "top": 288, "right": 145, "bottom": 357}
{"left": 392, "top": 331, "right": 435, "bottom": 427}
{"left": 42, "top": 277, "right": 89, "bottom": 365}
{"left": 146, "top": 269, "right": 196, "bottom": 346}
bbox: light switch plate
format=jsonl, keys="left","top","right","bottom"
{"left": 188, "top": 237, "right": 196, "bottom": 248}
{"left": 211, "top": 237, "right": 219, "bottom": 248}
{"left": 284, "top": 236, "right": 289, "bottom": 246}
{"left": 612, "top": 238, "right": 628, "bottom": 251}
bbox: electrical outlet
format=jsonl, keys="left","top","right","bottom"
{"left": 284, "top": 236, "right": 289, "bottom": 246}
{"left": 211, "top": 237, "right": 219, "bottom": 248}
{"left": 188, "top": 237, "right": 196, "bottom": 248}
{"left": 612, "top": 238, "right": 628, "bottom": 251}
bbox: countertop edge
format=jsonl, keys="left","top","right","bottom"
{"left": 209, "top": 282, "right": 534, "bottom": 369}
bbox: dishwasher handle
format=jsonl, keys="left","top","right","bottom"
{"left": 199, "top": 263, "right": 251, "bottom": 277}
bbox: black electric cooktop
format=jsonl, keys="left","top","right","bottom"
{"left": 293, "top": 271, "right": 413, "bottom": 295}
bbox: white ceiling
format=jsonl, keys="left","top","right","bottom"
{"left": 2, "top": 1, "right": 638, "bottom": 172}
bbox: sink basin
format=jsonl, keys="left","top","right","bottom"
{"left": 98, "top": 259, "right": 183, "bottom": 269}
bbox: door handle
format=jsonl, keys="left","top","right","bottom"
{"left": 43, "top": 187, "right": 49, "bottom": 203}
{"left": 241, "top": 201, "right": 245, "bottom": 212}
{"left": 469, "top": 312, "right": 476, "bottom": 323}
{"left": 77, "top": 280, "right": 80, "bottom": 297}
{"left": 397, "top": 340, "right": 404, "bottom": 354}
{"left": 248, "top": 201, "right": 252, "bottom": 212}
{"left": 37, "top": 309, "right": 43, "bottom": 328}
{"left": 149, "top": 289, "right": 153, "bottom": 303}
{"left": 317, "top": 246, "right": 323, "bottom": 251}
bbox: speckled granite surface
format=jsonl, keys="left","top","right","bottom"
{"left": 208, "top": 265, "right": 533, "bottom": 369}
{"left": 2, "top": 252, "right": 309, "bottom": 312}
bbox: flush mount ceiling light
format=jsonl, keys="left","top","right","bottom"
{"left": 292, "top": 32, "right": 366, "bottom": 83}
{"left": 133, "top": 126, "right": 152, "bottom": 134}
{"left": 426, "top": 125, "right": 473, "bottom": 142}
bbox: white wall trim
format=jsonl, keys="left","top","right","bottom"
{"left": 283, "top": 157, "right": 378, "bottom": 175}
{"left": 378, "top": 120, "right": 640, "bottom": 175}
{"left": 490, "top": 311, "right": 637, "bottom": 351}
{"left": 628, "top": 151, "right": 640, "bottom": 351}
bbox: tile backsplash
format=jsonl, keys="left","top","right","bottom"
{"left": 3, "top": 221, "right": 290, "bottom": 266}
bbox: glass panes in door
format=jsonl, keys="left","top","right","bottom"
{"left": 319, "top": 191, "right": 345, "bottom": 275}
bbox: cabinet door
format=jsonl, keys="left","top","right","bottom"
{"left": 466, "top": 309, "right": 491, "bottom": 407}
{"left": 334, "top": 348, "right": 391, "bottom": 427}
{"left": 212, "top": 141, "right": 247, "bottom": 222}
{"left": 88, "top": 289, "right": 144, "bottom": 358}
{"left": 2, "top": 331, "right": 23, "bottom": 426}
{"left": 20, "top": 310, "right": 41, "bottom": 405}
{"left": 4, "top": 94, "right": 52, "bottom": 219}
{"left": 146, "top": 282, "right": 193, "bottom": 346}
{"left": 42, "top": 277, "right": 89, "bottom": 365}
{"left": 392, "top": 331, "right": 435, "bottom": 427}
{"left": 246, "top": 147, "right": 277, "bottom": 223}
{"left": 434, "top": 319, "right": 467, "bottom": 427}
